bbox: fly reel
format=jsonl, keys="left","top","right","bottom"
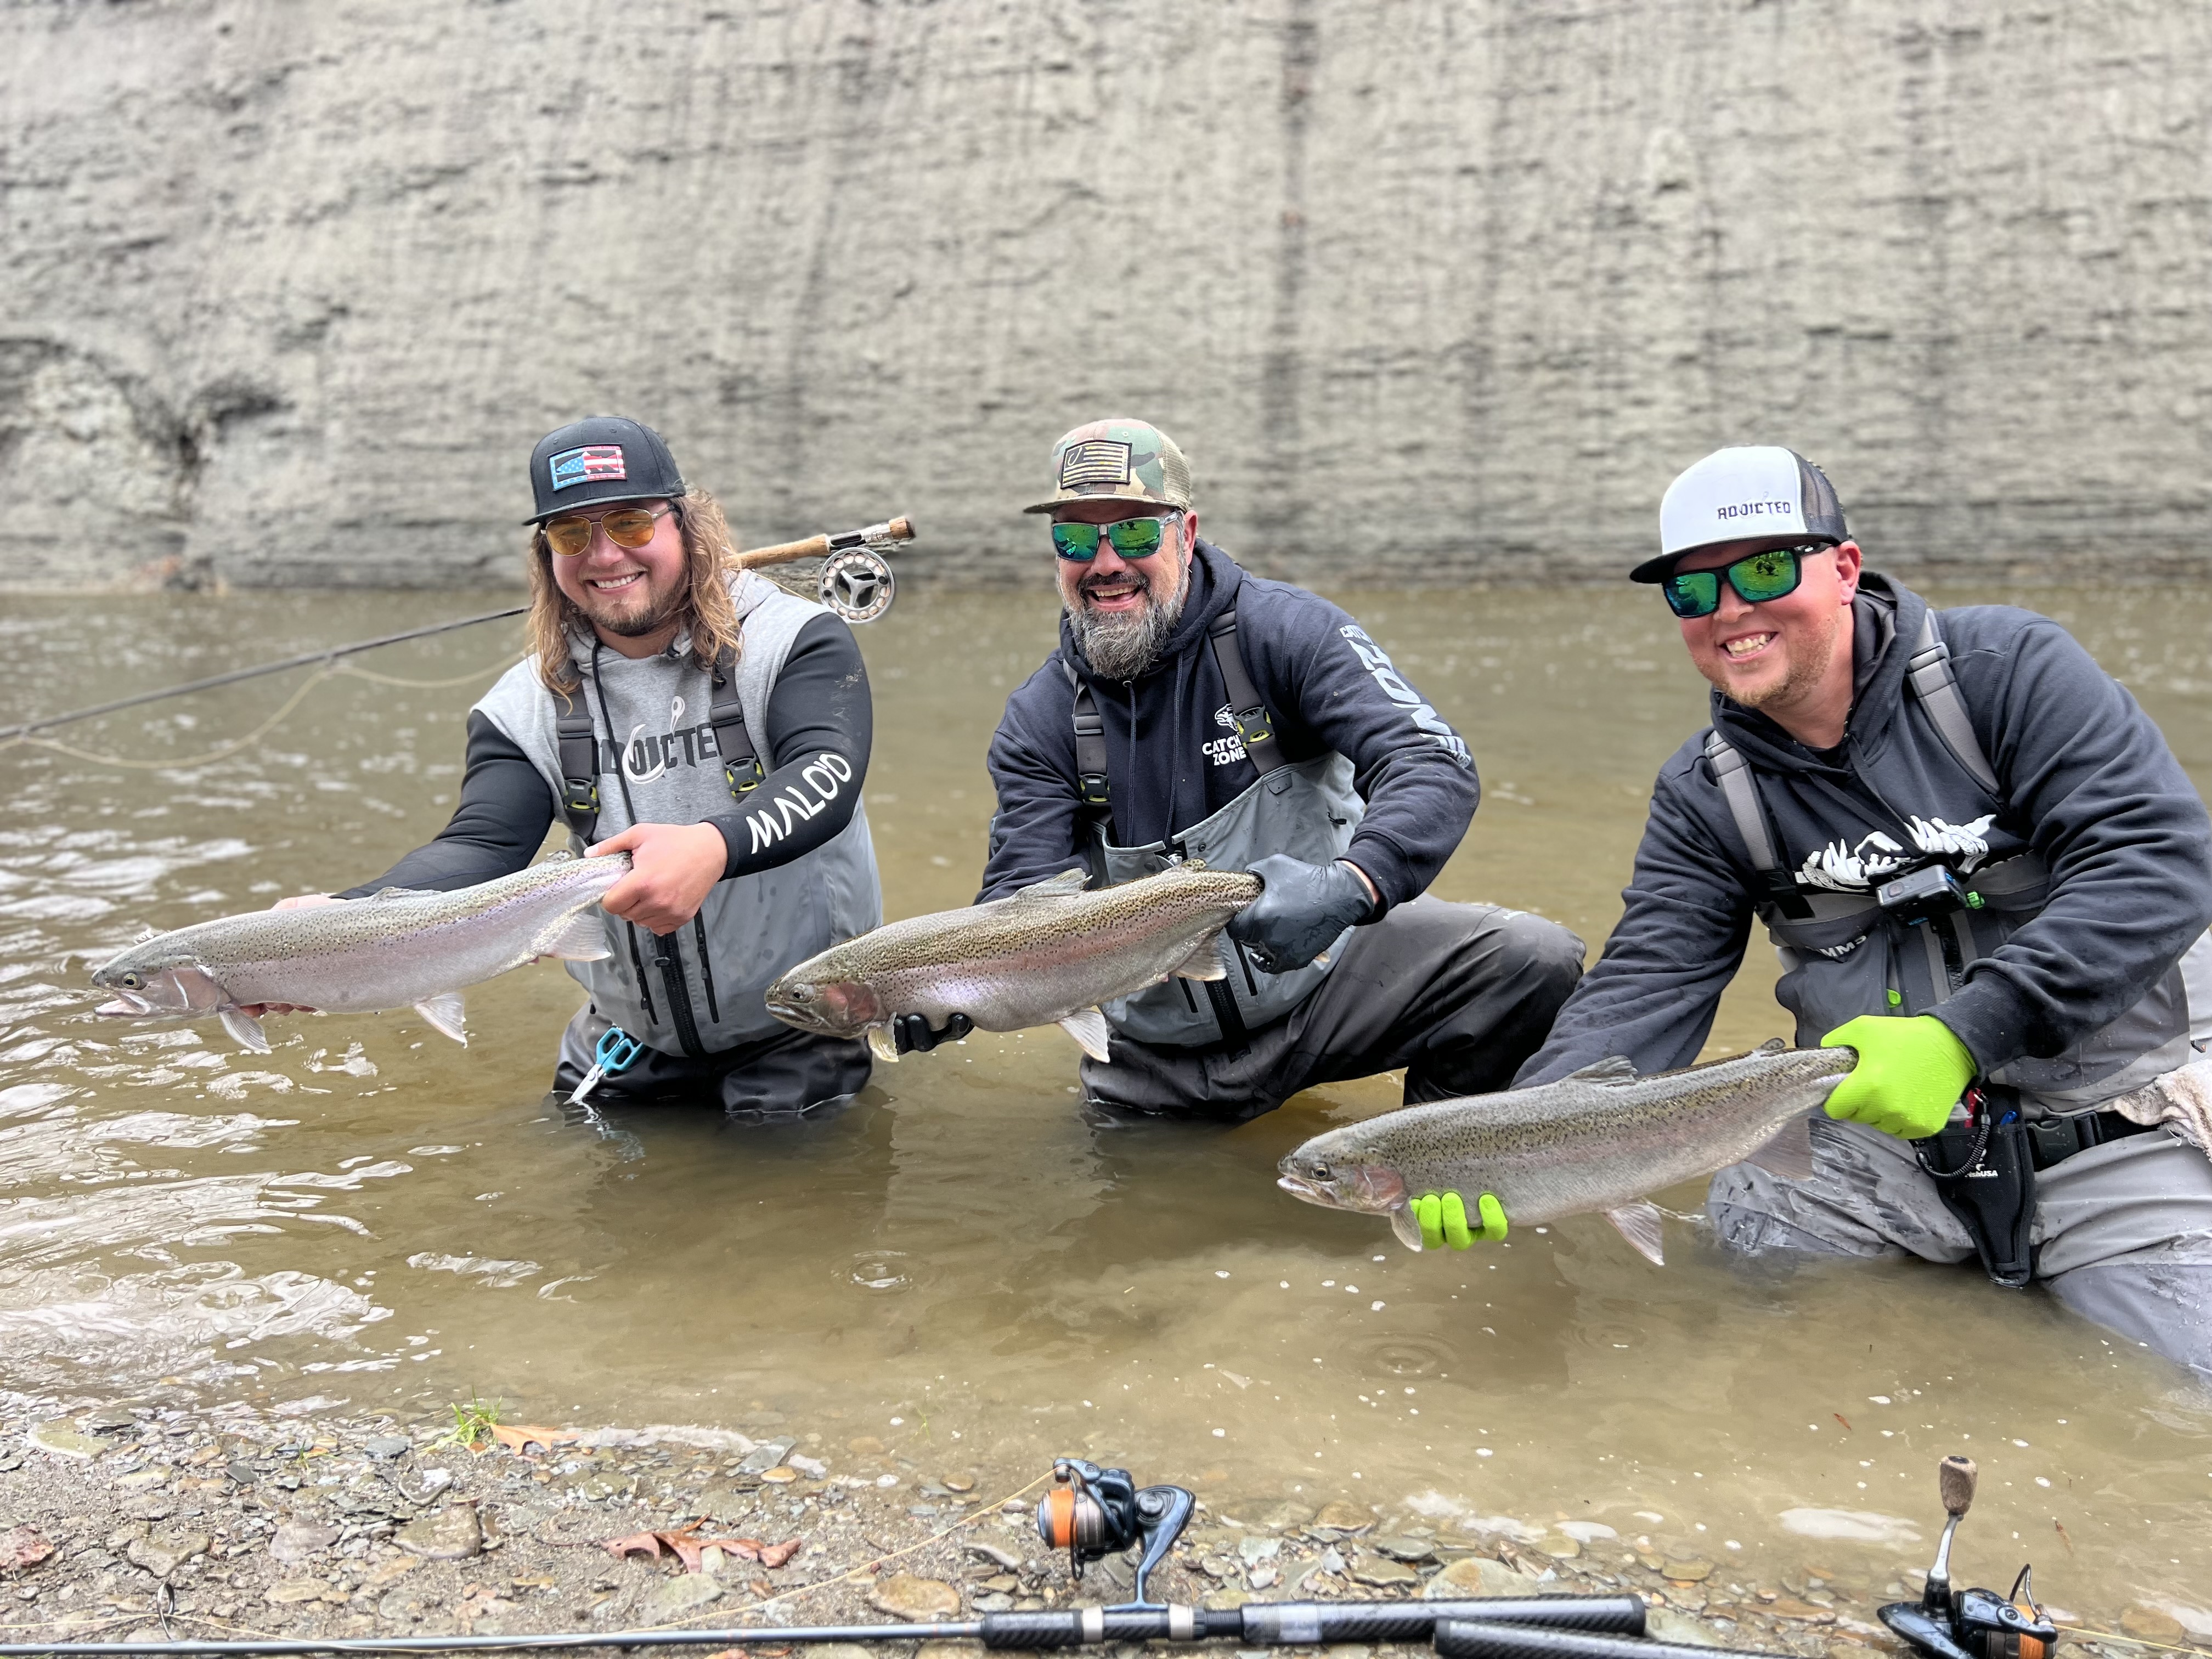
{"left": 1035, "top": 1457, "right": 1194, "bottom": 1610}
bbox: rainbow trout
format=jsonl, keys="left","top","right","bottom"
{"left": 1277, "top": 1040, "right": 1855, "bottom": 1264}
{"left": 89, "top": 853, "right": 629, "bottom": 1053}
{"left": 765, "top": 864, "right": 1260, "bottom": 1062}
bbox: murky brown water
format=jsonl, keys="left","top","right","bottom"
{"left": 2, "top": 583, "right": 2209, "bottom": 1629}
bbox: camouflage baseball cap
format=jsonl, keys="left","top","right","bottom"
{"left": 1023, "top": 419, "right": 1193, "bottom": 515}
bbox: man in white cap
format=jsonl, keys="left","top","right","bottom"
{"left": 1422, "top": 445, "right": 2212, "bottom": 1378}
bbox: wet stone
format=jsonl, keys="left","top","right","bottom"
{"left": 737, "top": 1439, "right": 797, "bottom": 1475}
{"left": 1648, "top": 1610, "right": 1731, "bottom": 1649}
{"left": 271, "top": 1521, "right": 341, "bottom": 1562}
{"left": 1370, "top": 1534, "right": 1438, "bottom": 1562}
{"left": 1351, "top": 1555, "right": 1419, "bottom": 1588}
{"left": 83, "top": 1408, "right": 140, "bottom": 1434}
{"left": 943, "top": 1474, "right": 975, "bottom": 1492}
{"left": 690, "top": 1487, "right": 755, "bottom": 1523}
{"left": 2120, "top": 1609, "right": 2185, "bottom": 1643}
{"left": 364, "top": 1438, "right": 412, "bottom": 1460}
{"left": 1665, "top": 1560, "right": 1716, "bottom": 1583}
{"left": 266, "top": 1579, "right": 337, "bottom": 1606}
{"left": 1237, "top": 1535, "right": 1281, "bottom": 1563}
{"left": 115, "top": 1469, "right": 170, "bottom": 1492}
{"left": 1425, "top": 1556, "right": 1534, "bottom": 1599}
{"left": 1769, "top": 1600, "right": 1836, "bottom": 1624}
{"left": 396, "top": 1504, "right": 481, "bottom": 1561}
{"left": 1252, "top": 1500, "right": 1314, "bottom": 1532}
{"left": 871, "top": 1573, "right": 961, "bottom": 1620}
{"left": 29, "top": 1424, "right": 100, "bottom": 1460}
{"left": 1248, "top": 1565, "right": 1279, "bottom": 1590}
{"left": 965, "top": 1541, "right": 1022, "bottom": 1570}
{"left": 1312, "top": 1500, "right": 1374, "bottom": 1533}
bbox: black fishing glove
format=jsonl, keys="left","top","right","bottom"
{"left": 1227, "top": 855, "right": 1378, "bottom": 974}
{"left": 892, "top": 1012, "right": 973, "bottom": 1055}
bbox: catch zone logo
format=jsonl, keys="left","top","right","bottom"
{"left": 1714, "top": 498, "right": 1795, "bottom": 525}
{"left": 1201, "top": 703, "right": 1246, "bottom": 767}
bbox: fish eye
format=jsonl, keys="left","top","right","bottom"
{"left": 121, "top": 973, "right": 141, "bottom": 989}
{"left": 789, "top": 985, "right": 815, "bottom": 1002}
{"left": 1310, "top": 1162, "right": 1331, "bottom": 1181}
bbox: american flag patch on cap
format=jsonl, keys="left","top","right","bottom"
{"left": 549, "top": 444, "right": 628, "bottom": 490}
{"left": 1058, "top": 439, "right": 1132, "bottom": 490}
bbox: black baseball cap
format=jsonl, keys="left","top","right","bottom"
{"left": 523, "top": 416, "right": 686, "bottom": 524}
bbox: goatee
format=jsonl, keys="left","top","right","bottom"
{"left": 1068, "top": 571, "right": 1188, "bottom": 680}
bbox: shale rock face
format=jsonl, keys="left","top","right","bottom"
{"left": 5, "top": 2, "right": 2209, "bottom": 589}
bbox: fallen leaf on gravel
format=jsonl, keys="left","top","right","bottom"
{"left": 1, "top": 1527, "right": 54, "bottom": 1572}
{"left": 600, "top": 1523, "right": 802, "bottom": 1575}
{"left": 485, "top": 1424, "right": 579, "bottom": 1457}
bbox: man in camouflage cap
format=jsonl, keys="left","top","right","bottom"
{"left": 895, "top": 417, "right": 1586, "bottom": 1140}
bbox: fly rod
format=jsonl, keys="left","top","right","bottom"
{"left": 0, "top": 517, "right": 916, "bottom": 744}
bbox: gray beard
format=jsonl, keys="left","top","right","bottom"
{"left": 1067, "top": 575, "right": 1188, "bottom": 681}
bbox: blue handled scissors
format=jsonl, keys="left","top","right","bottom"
{"left": 571, "top": 1025, "right": 642, "bottom": 1107}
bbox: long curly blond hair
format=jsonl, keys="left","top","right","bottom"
{"left": 527, "top": 489, "right": 744, "bottom": 700}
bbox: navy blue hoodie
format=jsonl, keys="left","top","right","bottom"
{"left": 1516, "top": 573, "right": 2212, "bottom": 1086}
{"left": 980, "top": 541, "right": 1479, "bottom": 908}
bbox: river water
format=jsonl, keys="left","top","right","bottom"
{"left": 1, "top": 583, "right": 2208, "bottom": 1629}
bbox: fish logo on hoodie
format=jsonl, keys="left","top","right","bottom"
{"left": 1796, "top": 813, "right": 1996, "bottom": 893}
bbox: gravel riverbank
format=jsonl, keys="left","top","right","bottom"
{"left": 0, "top": 1394, "right": 2178, "bottom": 1658}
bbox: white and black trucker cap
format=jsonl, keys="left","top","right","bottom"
{"left": 1633, "top": 445, "right": 1847, "bottom": 582}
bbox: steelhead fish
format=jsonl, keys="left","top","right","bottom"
{"left": 1277, "top": 1039, "right": 1855, "bottom": 1264}
{"left": 89, "top": 853, "right": 630, "bottom": 1053}
{"left": 765, "top": 863, "right": 1260, "bottom": 1063}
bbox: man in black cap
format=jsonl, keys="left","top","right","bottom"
{"left": 1430, "top": 444, "right": 2212, "bottom": 1378}
{"left": 260, "top": 416, "right": 884, "bottom": 1115}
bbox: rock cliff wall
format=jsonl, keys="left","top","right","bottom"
{"left": 5, "top": 1, "right": 2209, "bottom": 589}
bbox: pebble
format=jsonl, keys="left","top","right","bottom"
{"left": 847, "top": 1436, "right": 885, "bottom": 1455}
{"left": 737, "top": 1439, "right": 797, "bottom": 1474}
{"left": 82, "top": 1407, "right": 140, "bottom": 1434}
{"left": 124, "top": 1530, "right": 208, "bottom": 1578}
{"left": 396, "top": 1503, "right": 482, "bottom": 1561}
{"left": 364, "top": 1437, "right": 412, "bottom": 1460}
{"left": 943, "top": 1474, "right": 976, "bottom": 1492}
{"left": 361, "top": 1556, "right": 419, "bottom": 1590}
{"left": 1236, "top": 1536, "right": 1280, "bottom": 1564}
{"left": 759, "top": 1466, "right": 799, "bottom": 1485}
{"left": 264, "top": 1579, "right": 339, "bottom": 1606}
{"left": 963, "top": 1541, "right": 1022, "bottom": 1570}
{"left": 114, "top": 1469, "right": 170, "bottom": 1492}
{"left": 1768, "top": 1599, "right": 1837, "bottom": 1624}
{"left": 644, "top": 1573, "right": 726, "bottom": 1617}
{"left": 29, "top": 1424, "right": 100, "bottom": 1460}
{"left": 1351, "top": 1555, "right": 1419, "bottom": 1588}
{"left": 1664, "top": 1559, "right": 1716, "bottom": 1583}
{"left": 270, "top": 1520, "right": 341, "bottom": 1562}
{"left": 1247, "top": 1565, "right": 1279, "bottom": 1590}
{"left": 870, "top": 1573, "right": 961, "bottom": 1620}
{"left": 689, "top": 1486, "right": 755, "bottom": 1522}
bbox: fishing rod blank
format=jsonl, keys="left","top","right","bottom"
{"left": 0, "top": 1593, "right": 1647, "bottom": 1657}
{"left": 1436, "top": 1617, "right": 1793, "bottom": 1659}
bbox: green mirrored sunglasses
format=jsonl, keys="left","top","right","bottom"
{"left": 1662, "top": 543, "right": 1826, "bottom": 619}
{"left": 1050, "top": 515, "right": 1180, "bottom": 562}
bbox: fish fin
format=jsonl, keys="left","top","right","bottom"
{"left": 867, "top": 1024, "right": 900, "bottom": 1063}
{"left": 1171, "top": 929, "right": 1228, "bottom": 981}
{"left": 1566, "top": 1056, "right": 1639, "bottom": 1084}
{"left": 219, "top": 1007, "right": 270, "bottom": 1053}
{"left": 365, "top": 886, "right": 439, "bottom": 901}
{"left": 1389, "top": 1204, "right": 1425, "bottom": 1253}
{"left": 534, "top": 911, "right": 613, "bottom": 962}
{"left": 1058, "top": 1007, "right": 1112, "bottom": 1063}
{"left": 1602, "top": 1200, "right": 1667, "bottom": 1266}
{"left": 413, "top": 991, "right": 469, "bottom": 1046}
{"left": 1012, "top": 868, "right": 1091, "bottom": 901}
{"left": 132, "top": 926, "right": 161, "bottom": 945}
{"left": 1754, "top": 1036, "right": 1788, "bottom": 1055}
{"left": 1747, "top": 1115, "right": 1818, "bottom": 1182}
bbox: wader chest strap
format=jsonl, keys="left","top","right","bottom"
{"left": 556, "top": 712, "right": 601, "bottom": 842}
{"left": 1068, "top": 674, "right": 1110, "bottom": 810}
{"left": 1705, "top": 732, "right": 1812, "bottom": 919}
{"left": 1207, "top": 610, "right": 1285, "bottom": 778}
{"left": 1905, "top": 612, "right": 2000, "bottom": 794}
{"left": 708, "top": 649, "right": 765, "bottom": 798}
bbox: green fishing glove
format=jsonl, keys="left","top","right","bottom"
{"left": 1820, "top": 1014, "right": 1977, "bottom": 1141}
{"left": 1413, "top": 1190, "right": 1509, "bottom": 1250}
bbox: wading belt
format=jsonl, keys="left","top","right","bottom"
{"left": 1705, "top": 610, "right": 2001, "bottom": 928}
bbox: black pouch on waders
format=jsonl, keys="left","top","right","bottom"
{"left": 1915, "top": 1087, "right": 2035, "bottom": 1289}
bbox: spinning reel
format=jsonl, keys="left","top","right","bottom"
{"left": 1034, "top": 1457, "right": 1195, "bottom": 1610}
{"left": 1881, "top": 1455, "right": 2059, "bottom": 1659}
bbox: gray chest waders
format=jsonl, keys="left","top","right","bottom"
{"left": 555, "top": 645, "right": 765, "bottom": 1057}
{"left": 1068, "top": 611, "right": 1362, "bottom": 1052}
{"left": 1706, "top": 613, "right": 2030, "bottom": 1282}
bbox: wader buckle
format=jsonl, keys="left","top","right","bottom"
{"left": 559, "top": 780, "right": 600, "bottom": 818}
{"left": 1231, "top": 707, "right": 1274, "bottom": 751}
{"left": 1079, "top": 772, "right": 1111, "bottom": 809}
{"left": 724, "top": 755, "right": 766, "bottom": 794}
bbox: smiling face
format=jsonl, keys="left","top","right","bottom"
{"left": 1053, "top": 500, "right": 1195, "bottom": 680}
{"left": 1672, "top": 537, "right": 1863, "bottom": 746}
{"left": 546, "top": 498, "right": 690, "bottom": 652}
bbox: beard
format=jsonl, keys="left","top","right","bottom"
{"left": 576, "top": 571, "right": 685, "bottom": 639}
{"left": 1716, "top": 605, "right": 1847, "bottom": 714}
{"left": 1065, "top": 563, "right": 1189, "bottom": 680}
